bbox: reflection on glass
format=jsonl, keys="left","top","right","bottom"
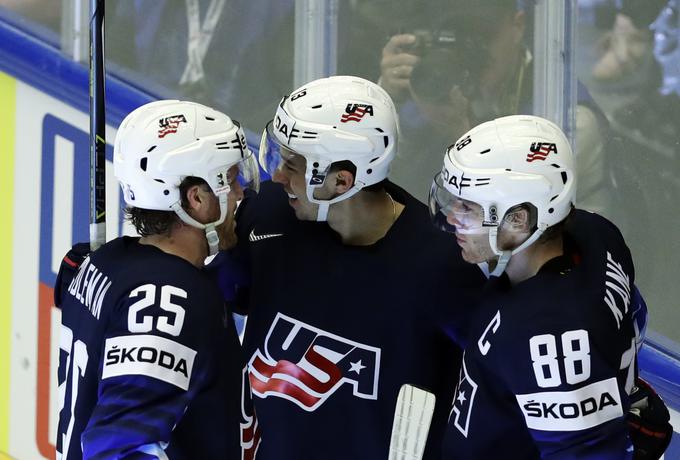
{"left": 0, "top": 0, "right": 61, "bottom": 35}
{"left": 577, "top": 0, "right": 680, "bottom": 342}
{"left": 105, "top": 0, "right": 296, "bottom": 133}
{"left": 336, "top": 1, "right": 538, "bottom": 203}
{"left": 652, "top": 0, "right": 680, "bottom": 95}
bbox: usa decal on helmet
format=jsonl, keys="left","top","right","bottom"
{"left": 157, "top": 114, "right": 187, "bottom": 138}
{"left": 526, "top": 142, "right": 558, "bottom": 162}
{"left": 340, "top": 104, "right": 374, "bottom": 123}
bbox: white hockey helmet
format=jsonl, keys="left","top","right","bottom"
{"left": 259, "top": 75, "right": 399, "bottom": 221}
{"left": 113, "top": 100, "right": 259, "bottom": 254}
{"left": 429, "top": 114, "right": 576, "bottom": 275}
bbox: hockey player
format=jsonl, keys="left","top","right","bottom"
{"left": 54, "top": 100, "right": 259, "bottom": 459}
{"left": 226, "top": 75, "right": 486, "bottom": 459}
{"left": 429, "top": 114, "right": 651, "bottom": 459}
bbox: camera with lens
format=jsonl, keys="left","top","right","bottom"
{"left": 407, "top": 27, "right": 488, "bottom": 104}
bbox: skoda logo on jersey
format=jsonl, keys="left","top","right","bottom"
{"left": 449, "top": 356, "right": 478, "bottom": 438}
{"left": 248, "top": 313, "right": 381, "bottom": 411}
{"left": 515, "top": 377, "right": 624, "bottom": 431}
{"left": 102, "top": 335, "right": 197, "bottom": 391}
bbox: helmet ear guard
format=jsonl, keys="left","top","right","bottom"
{"left": 259, "top": 76, "right": 400, "bottom": 221}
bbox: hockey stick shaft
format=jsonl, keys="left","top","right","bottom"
{"left": 89, "top": 0, "right": 106, "bottom": 250}
{"left": 388, "top": 384, "right": 436, "bottom": 460}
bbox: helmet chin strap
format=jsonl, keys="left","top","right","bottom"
{"left": 316, "top": 202, "right": 331, "bottom": 222}
{"left": 488, "top": 227, "right": 512, "bottom": 277}
{"left": 311, "top": 183, "right": 365, "bottom": 222}
{"left": 487, "top": 225, "right": 547, "bottom": 277}
{"left": 171, "top": 193, "right": 228, "bottom": 256}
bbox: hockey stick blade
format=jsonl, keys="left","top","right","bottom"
{"left": 388, "top": 384, "right": 436, "bottom": 460}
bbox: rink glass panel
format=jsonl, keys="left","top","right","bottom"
{"left": 1, "top": 0, "right": 678, "bottom": 344}
{"left": 576, "top": 0, "right": 680, "bottom": 343}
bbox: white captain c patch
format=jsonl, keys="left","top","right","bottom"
{"left": 515, "top": 377, "right": 623, "bottom": 431}
{"left": 102, "top": 335, "right": 197, "bottom": 390}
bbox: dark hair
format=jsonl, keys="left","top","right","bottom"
{"left": 329, "top": 160, "right": 357, "bottom": 177}
{"left": 329, "top": 160, "right": 388, "bottom": 193}
{"left": 124, "top": 176, "right": 208, "bottom": 237}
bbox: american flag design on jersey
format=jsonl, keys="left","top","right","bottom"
{"left": 248, "top": 313, "right": 381, "bottom": 411}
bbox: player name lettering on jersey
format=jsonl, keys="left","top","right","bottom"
{"left": 67, "top": 257, "right": 112, "bottom": 320}
{"left": 102, "top": 334, "right": 197, "bottom": 390}
{"left": 604, "top": 251, "right": 631, "bottom": 329}
{"left": 248, "top": 313, "right": 381, "bottom": 411}
{"left": 515, "top": 377, "right": 623, "bottom": 431}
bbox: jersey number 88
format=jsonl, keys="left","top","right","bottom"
{"left": 529, "top": 330, "right": 591, "bottom": 388}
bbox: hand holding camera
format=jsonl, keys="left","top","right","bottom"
{"left": 381, "top": 27, "right": 485, "bottom": 103}
{"left": 380, "top": 33, "right": 421, "bottom": 101}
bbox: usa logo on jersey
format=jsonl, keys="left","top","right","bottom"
{"left": 248, "top": 313, "right": 381, "bottom": 411}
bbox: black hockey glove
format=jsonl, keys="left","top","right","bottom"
{"left": 53, "top": 242, "right": 91, "bottom": 308}
{"left": 627, "top": 377, "right": 673, "bottom": 460}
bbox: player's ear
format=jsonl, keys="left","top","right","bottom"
{"left": 334, "top": 169, "right": 355, "bottom": 194}
{"left": 504, "top": 207, "right": 531, "bottom": 233}
{"left": 184, "top": 184, "right": 209, "bottom": 212}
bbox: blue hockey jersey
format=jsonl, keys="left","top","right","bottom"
{"left": 55, "top": 237, "right": 244, "bottom": 460}
{"left": 442, "top": 210, "right": 640, "bottom": 459}
{"left": 228, "top": 181, "right": 486, "bottom": 459}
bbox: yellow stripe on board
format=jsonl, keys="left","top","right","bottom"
{"left": 0, "top": 72, "right": 16, "bottom": 453}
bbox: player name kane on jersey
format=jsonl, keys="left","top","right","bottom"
{"left": 442, "top": 210, "right": 639, "bottom": 460}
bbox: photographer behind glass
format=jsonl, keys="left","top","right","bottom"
{"left": 380, "top": 0, "right": 609, "bottom": 216}
{"left": 381, "top": 3, "right": 523, "bottom": 128}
